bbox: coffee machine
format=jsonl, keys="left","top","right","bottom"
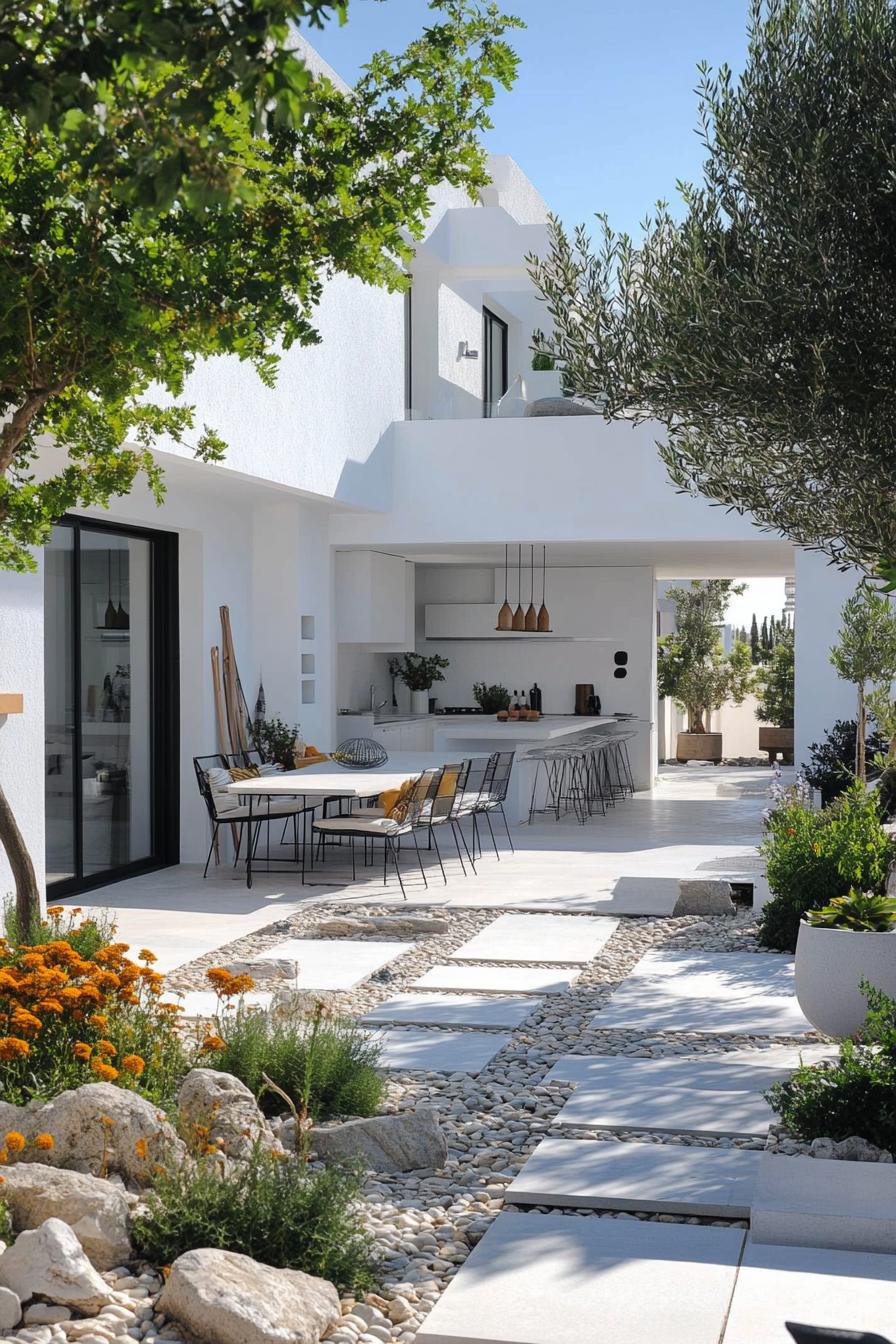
{"left": 575, "top": 683, "right": 597, "bottom": 715}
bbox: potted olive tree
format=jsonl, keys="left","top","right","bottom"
{"left": 658, "top": 581, "right": 754, "bottom": 762}
{"left": 398, "top": 652, "right": 449, "bottom": 714}
{"left": 756, "top": 628, "right": 794, "bottom": 762}
{"left": 830, "top": 587, "right": 896, "bottom": 779}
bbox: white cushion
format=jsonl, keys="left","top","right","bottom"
{"left": 314, "top": 815, "right": 404, "bottom": 836}
{"left": 257, "top": 762, "right": 284, "bottom": 776}
{"left": 208, "top": 766, "right": 241, "bottom": 813}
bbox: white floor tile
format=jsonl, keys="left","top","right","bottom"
{"left": 554, "top": 1079, "right": 774, "bottom": 1137}
{"left": 255, "top": 939, "right": 413, "bottom": 989}
{"left": 628, "top": 949, "right": 796, "bottom": 996}
{"left": 751, "top": 1153, "right": 896, "bottom": 1253}
{"left": 591, "top": 983, "right": 812, "bottom": 1036}
{"left": 449, "top": 913, "right": 618, "bottom": 964}
{"left": 543, "top": 1048, "right": 832, "bottom": 1090}
{"left": 506, "top": 1137, "right": 761, "bottom": 1215}
{"left": 362, "top": 993, "right": 541, "bottom": 1030}
{"left": 723, "top": 1240, "right": 896, "bottom": 1343}
{"left": 365, "top": 1027, "right": 511, "bottom": 1072}
{"left": 413, "top": 964, "right": 580, "bottom": 995}
{"left": 415, "top": 1213, "right": 745, "bottom": 1344}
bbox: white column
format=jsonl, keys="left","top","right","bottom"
{"left": 794, "top": 548, "right": 866, "bottom": 769}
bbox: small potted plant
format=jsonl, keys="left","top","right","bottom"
{"left": 756, "top": 630, "right": 794, "bottom": 763}
{"left": 473, "top": 682, "right": 511, "bottom": 715}
{"left": 796, "top": 888, "right": 896, "bottom": 1038}
{"left": 398, "top": 653, "right": 449, "bottom": 714}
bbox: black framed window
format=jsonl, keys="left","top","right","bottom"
{"left": 483, "top": 306, "right": 508, "bottom": 417}
{"left": 404, "top": 283, "right": 413, "bottom": 418}
{"left": 43, "top": 516, "right": 179, "bottom": 895}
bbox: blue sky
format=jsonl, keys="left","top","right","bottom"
{"left": 312, "top": 0, "right": 750, "bottom": 236}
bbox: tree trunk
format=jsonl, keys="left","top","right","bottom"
{"left": 857, "top": 684, "right": 866, "bottom": 781}
{"left": 0, "top": 776, "right": 40, "bottom": 935}
{"left": 689, "top": 706, "right": 706, "bottom": 733}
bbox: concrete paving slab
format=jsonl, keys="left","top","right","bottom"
{"left": 506, "top": 1137, "right": 761, "bottom": 1215}
{"left": 362, "top": 993, "right": 542, "bottom": 1030}
{"left": 168, "top": 989, "right": 273, "bottom": 1018}
{"left": 592, "top": 983, "right": 812, "bottom": 1036}
{"left": 554, "top": 1079, "right": 774, "bottom": 1137}
{"left": 365, "top": 1027, "right": 511, "bottom": 1072}
{"left": 415, "top": 1212, "right": 745, "bottom": 1344}
{"left": 413, "top": 964, "right": 580, "bottom": 995}
{"left": 628, "top": 949, "right": 796, "bottom": 996}
{"left": 543, "top": 1047, "right": 834, "bottom": 1090}
{"left": 254, "top": 939, "right": 413, "bottom": 989}
{"left": 723, "top": 1240, "right": 896, "bottom": 1343}
{"left": 449, "top": 913, "right": 618, "bottom": 964}
{"left": 751, "top": 1152, "right": 896, "bottom": 1253}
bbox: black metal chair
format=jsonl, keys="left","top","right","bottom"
{"left": 469, "top": 751, "right": 516, "bottom": 857}
{"left": 312, "top": 768, "right": 441, "bottom": 899}
{"left": 193, "top": 754, "right": 313, "bottom": 879}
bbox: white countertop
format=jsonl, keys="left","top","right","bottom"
{"left": 433, "top": 714, "right": 616, "bottom": 742}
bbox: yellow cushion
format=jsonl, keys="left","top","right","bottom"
{"left": 386, "top": 777, "right": 417, "bottom": 822}
{"left": 228, "top": 765, "right": 260, "bottom": 782}
{"left": 437, "top": 767, "right": 460, "bottom": 798}
{"left": 378, "top": 787, "right": 402, "bottom": 815}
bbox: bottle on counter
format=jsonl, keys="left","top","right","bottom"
{"left": 594, "top": 694, "right": 601, "bottom": 715}
{"left": 529, "top": 682, "right": 542, "bottom": 713}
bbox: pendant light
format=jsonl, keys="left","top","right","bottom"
{"left": 496, "top": 544, "right": 513, "bottom": 630}
{"left": 525, "top": 543, "right": 537, "bottom": 631}
{"left": 103, "top": 550, "right": 116, "bottom": 630}
{"left": 538, "top": 544, "right": 552, "bottom": 632}
{"left": 512, "top": 543, "right": 525, "bottom": 630}
{"left": 114, "top": 547, "right": 130, "bottom": 631}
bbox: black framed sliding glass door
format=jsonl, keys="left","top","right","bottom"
{"left": 44, "top": 517, "right": 179, "bottom": 895}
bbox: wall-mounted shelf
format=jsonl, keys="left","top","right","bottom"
{"left": 0, "top": 693, "right": 23, "bottom": 715}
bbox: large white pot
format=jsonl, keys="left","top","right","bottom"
{"left": 410, "top": 689, "right": 430, "bottom": 714}
{"left": 795, "top": 921, "right": 896, "bottom": 1038}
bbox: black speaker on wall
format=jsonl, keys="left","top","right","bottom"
{"left": 614, "top": 649, "right": 628, "bottom": 679}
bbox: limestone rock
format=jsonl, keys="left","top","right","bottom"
{"left": 0, "top": 1163, "right": 132, "bottom": 1270}
{"left": 0, "top": 1285, "right": 21, "bottom": 1332}
{"left": 310, "top": 1108, "right": 447, "bottom": 1173}
{"left": 810, "top": 1135, "right": 894, "bottom": 1163}
{"left": 223, "top": 958, "right": 296, "bottom": 982}
{"left": 26, "top": 1084, "right": 184, "bottom": 1187}
{"left": 0, "top": 1219, "right": 114, "bottom": 1313}
{"left": 316, "top": 915, "right": 449, "bottom": 937}
{"left": 673, "top": 879, "right": 735, "bottom": 916}
{"left": 24, "top": 1303, "right": 71, "bottom": 1324}
{"left": 524, "top": 396, "right": 600, "bottom": 417}
{"left": 157, "top": 1247, "right": 340, "bottom": 1344}
{"left": 178, "top": 1068, "right": 281, "bottom": 1159}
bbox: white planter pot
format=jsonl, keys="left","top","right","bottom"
{"left": 795, "top": 921, "right": 896, "bottom": 1038}
{"left": 410, "top": 690, "right": 429, "bottom": 714}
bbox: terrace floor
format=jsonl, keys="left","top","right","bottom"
{"left": 65, "top": 766, "right": 778, "bottom": 973}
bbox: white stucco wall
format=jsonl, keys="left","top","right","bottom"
{"left": 0, "top": 566, "right": 45, "bottom": 903}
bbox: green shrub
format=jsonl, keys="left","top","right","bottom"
{"left": 806, "top": 888, "right": 896, "bottom": 931}
{"left": 766, "top": 984, "right": 896, "bottom": 1150}
{"left": 3, "top": 900, "right": 115, "bottom": 959}
{"left": 206, "top": 1004, "right": 385, "bottom": 1121}
{"left": 758, "top": 781, "right": 893, "bottom": 951}
{"left": 0, "top": 1198, "right": 10, "bottom": 1243}
{"left": 132, "top": 1146, "right": 376, "bottom": 1292}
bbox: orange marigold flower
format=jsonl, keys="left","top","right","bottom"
{"left": 91, "top": 970, "right": 121, "bottom": 992}
{"left": 76, "top": 983, "right": 103, "bottom": 1005}
{"left": 158, "top": 1002, "right": 183, "bottom": 1015}
{"left": 91, "top": 1060, "right": 119, "bottom": 1082}
{"left": 33, "top": 1133, "right": 54, "bottom": 1151}
{"left": 4, "top": 1132, "right": 25, "bottom": 1153}
{"left": 193, "top": 1123, "right": 210, "bottom": 1139}
{"left": 216, "top": 973, "right": 254, "bottom": 998}
{"left": 138, "top": 948, "right": 157, "bottom": 964}
{"left": 10, "top": 1008, "right": 42, "bottom": 1036}
{"left": 0, "top": 1037, "right": 30, "bottom": 1060}
{"left": 121, "top": 1054, "right": 145, "bottom": 1077}
{"left": 96, "top": 1040, "right": 117, "bottom": 1058}
{"left": 20, "top": 952, "right": 45, "bottom": 969}
{"left": 201, "top": 1034, "right": 226, "bottom": 1052}
{"left": 72, "top": 1041, "right": 92, "bottom": 1062}
{"left": 134, "top": 1138, "right": 148, "bottom": 1160}
{"left": 37, "top": 999, "right": 64, "bottom": 1014}
{"left": 0, "top": 1150, "right": 8, "bottom": 1164}
{"left": 59, "top": 986, "right": 82, "bottom": 1004}
{"left": 204, "top": 1143, "right": 218, "bottom": 1154}
{"left": 46, "top": 905, "right": 65, "bottom": 916}
{"left": 206, "top": 967, "right": 235, "bottom": 987}
{"left": 89, "top": 1014, "right": 109, "bottom": 1030}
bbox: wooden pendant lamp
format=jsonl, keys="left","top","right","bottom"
{"left": 525, "top": 543, "right": 538, "bottom": 630}
{"left": 496, "top": 544, "right": 513, "bottom": 630}
{"left": 538, "top": 544, "right": 552, "bottom": 631}
{"left": 512, "top": 543, "right": 526, "bottom": 630}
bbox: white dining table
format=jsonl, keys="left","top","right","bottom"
{"left": 226, "top": 751, "right": 490, "bottom": 887}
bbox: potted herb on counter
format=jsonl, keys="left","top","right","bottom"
{"left": 398, "top": 653, "right": 450, "bottom": 714}
{"left": 473, "top": 682, "right": 511, "bottom": 714}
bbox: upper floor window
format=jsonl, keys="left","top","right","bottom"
{"left": 482, "top": 306, "right": 508, "bottom": 417}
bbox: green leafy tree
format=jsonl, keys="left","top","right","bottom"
{"left": 657, "top": 580, "right": 753, "bottom": 733}
{"left": 0, "top": 0, "right": 520, "bottom": 927}
{"left": 749, "top": 614, "right": 760, "bottom": 666}
{"left": 830, "top": 588, "right": 896, "bottom": 779}
{"left": 755, "top": 627, "right": 794, "bottom": 728}
{"left": 529, "top": 0, "right": 896, "bottom": 580}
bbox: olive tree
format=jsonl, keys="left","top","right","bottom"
{"left": 658, "top": 581, "right": 753, "bottom": 733}
{"left": 529, "top": 0, "right": 896, "bottom": 581}
{"left": 830, "top": 589, "right": 896, "bottom": 778}
{"left": 0, "top": 0, "right": 520, "bottom": 928}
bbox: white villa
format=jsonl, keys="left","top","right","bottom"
{"left": 0, "top": 141, "right": 866, "bottom": 902}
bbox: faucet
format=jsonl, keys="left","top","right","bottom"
{"left": 369, "top": 683, "right": 388, "bottom": 713}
